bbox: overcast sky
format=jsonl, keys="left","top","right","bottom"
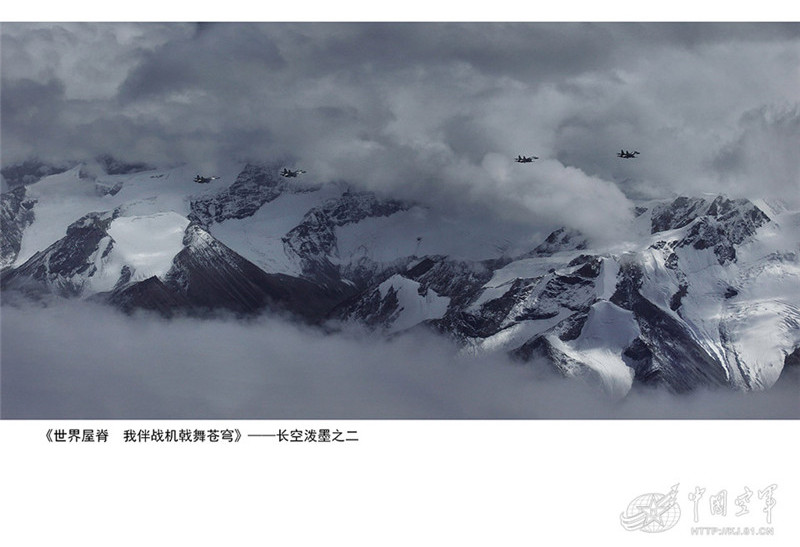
{"left": 2, "top": 22, "right": 799, "bottom": 238}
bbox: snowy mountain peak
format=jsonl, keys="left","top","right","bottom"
{"left": 189, "top": 162, "right": 296, "bottom": 226}
{"left": 524, "top": 227, "right": 588, "bottom": 257}
{"left": 2, "top": 163, "right": 797, "bottom": 399}
{"left": 1, "top": 186, "right": 37, "bottom": 270}
{"left": 649, "top": 194, "right": 770, "bottom": 238}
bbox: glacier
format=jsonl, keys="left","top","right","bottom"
{"left": 2, "top": 160, "right": 798, "bottom": 403}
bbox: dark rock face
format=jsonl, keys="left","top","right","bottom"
{"left": 107, "top": 275, "right": 192, "bottom": 317}
{"left": 333, "top": 284, "right": 401, "bottom": 331}
{"left": 770, "top": 346, "right": 800, "bottom": 391}
{"left": 282, "top": 191, "right": 409, "bottom": 289}
{"left": 724, "top": 286, "right": 739, "bottom": 299}
{"left": 538, "top": 274, "right": 595, "bottom": 311}
{"left": 652, "top": 195, "right": 771, "bottom": 265}
{"left": 509, "top": 309, "right": 596, "bottom": 385}
{"left": 333, "top": 256, "right": 495, "bottom": 334}
{"left": 609, "top": 260, "right": 643, "bottom": 310}
{"left": 1, "top": 210, "right": 118, "bottom": 297}
{"left": 626, "top": 297, "right": 729, "bottom": 393}
{"left": 678, "top": 218, "right": 738, "bottom": 264}
{"left": 651, "top": 196, "right": 709, "bottom": 233}
{"left": 464, "top": 260, "right": 598, "bottom": 339}
{"left": 95, "top": 181, "right": 124, "bottom": 196}
{"left": 455, "top": 283, "right": 529, "bottom": 337}
{"left": 1, "top": 186, "right": 37, "bottom": 270}
{"left": 511, "top": 335, "right": 567, "bottom": 368}
{"left": 0, "top": 159, "right": 72, "bottom": 188}
{"left": 784, "top": 347, "right": 800, "bottom": 368}
{"left": 435, "top": 273, "right": 520, "bottom": 339}
{"left": 670, "top": 284, "right": 689, "bottom": 311}
{"left": 161, "top": 224, "right": 339, "bottom": 321}
{"left": 569, "top": 256, "right": 602, "bottom": 278}
{"left": 609, "top": 258, "right": 729, "bottom": 392}
{"left": 524, "top": 227, "right": 588, "bottom": 257}
{"left": 406, "top": 257, "right": 495, "bottom": 308}
{"left": 189, "top": 163, "right": 308, "bottom": 226}
{"left": 705, "top": 196, "right": 770, "bottom": 244}
{"left": 550, "top": 310, "right": 591, "bottom": 342}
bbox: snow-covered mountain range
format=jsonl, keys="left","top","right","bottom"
{"left": 2, "top": 160, "right": 798, "bottom": 399}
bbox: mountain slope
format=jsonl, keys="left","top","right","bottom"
{"left": 2, "top": 162, "right": 798, "bottom": 398}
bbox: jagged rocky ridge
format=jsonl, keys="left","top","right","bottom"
{"left": 2, "top": 162, "right": 798, "bottom": 398}
{"left": 1, "top": 186, "right": 37, "bottom": 270}
{"left": 281, "top": 190, "right": 410, "bottom": 290}
{"left": 190, "top": 163, "right": 308, "bottom": 225}
{"left": 1, "top": 207, "right": 338, "bottom": 321}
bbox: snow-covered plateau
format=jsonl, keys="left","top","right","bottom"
{"left": 2, "top": 160, "right": 799, "bottom": 403}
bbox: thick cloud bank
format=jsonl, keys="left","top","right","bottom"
{"left": 1, "top": 300, "right": 797, "bottom": 419}
{"left": 3, "top": 23, "right": 799, "bottom": 241}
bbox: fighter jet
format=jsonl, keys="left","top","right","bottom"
{"left": 515, "top": 155, "right": 539, "bottom": 163}
{"left": 617, "top": 150, "right": 640, "bottom": 159}
{"left": 194, "top": 175, "right": 220, "bottom": 183}
{"left": 280, "top": 168, "right": 306, "bottom": 178}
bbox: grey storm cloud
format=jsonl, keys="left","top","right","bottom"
{"left": 2, "top": 300, "right": 798, "bottom": 419}
{"left": 2, "top": 22, "right": 799, "bottom": 242}
{"left": 1, "top": 77, "right": 66, "bottom": 137}
{"left": 711, "top": 105, "right": 800, "bottom": 203}
{"left": 117, "top": 23, "right": 286, "bottom": 102}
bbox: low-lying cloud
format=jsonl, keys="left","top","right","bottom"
{"left": 2, "top": 299, "right": 797, "bottom": 420}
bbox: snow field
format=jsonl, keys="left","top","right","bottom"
{"left": 377, "top": 274, "right": 450, "bottom": 334}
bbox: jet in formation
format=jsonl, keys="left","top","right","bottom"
{"left": 281, "top": 168, "right": 306, "bottom": 178}
{"left": 515, "top": 155, "right": 539, "bottom": 163}
{"left": 194, "top": 175, "right": 220, "bottom": 184}
{"left": 617, "top": 150, "right": 640, "bottom": 159}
